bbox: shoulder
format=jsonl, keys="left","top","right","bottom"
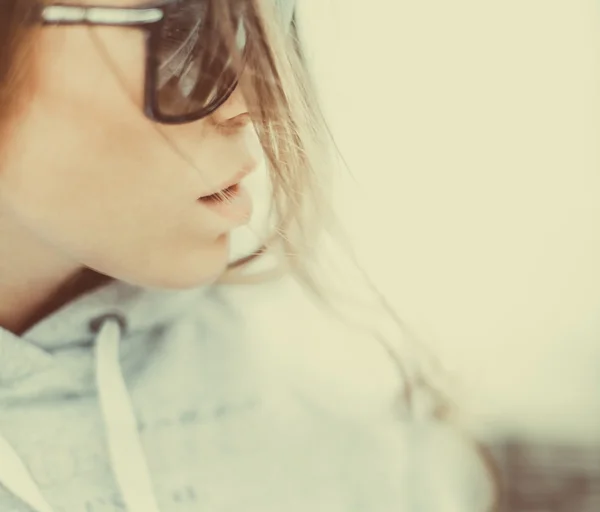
{"left": 217, "top": 277, "right": 495, "bottom": 511}
{"left": 220, "top": 274, "right": 406, "bottom": 422}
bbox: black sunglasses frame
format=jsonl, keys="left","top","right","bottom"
{"left": 39, "top": 0, "right": 295, "bottom": 125}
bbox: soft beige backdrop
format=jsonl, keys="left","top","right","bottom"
{"left": 289, "top": 0, "right": 600, "bottom": 443}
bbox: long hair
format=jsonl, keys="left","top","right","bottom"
{"left": 0, "top": 1, "right": 38, "bottom": 142}
{"left": 212, "top": 0, "right": 450, "bottom": 419}
{"left": 0, "top": 1, "right": 497, "bottom": 509}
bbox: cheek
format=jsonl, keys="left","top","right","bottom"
{"left": 0, "top": 112, "right": 225, "bottom": 288}
{"left": 0, "top": 152, "right": 184, "bottom": 257}
{"left": 3, "top": 27, "right": 186, "bottom": 240}
{"left": 34, "top": 26, "right": 147, "bottom": 121}
{"left": 0, "top": 156, "right": 230, "bottom": 289}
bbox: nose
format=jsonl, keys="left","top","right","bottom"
{"left": 209, "top": 87, "right": 250, "bottom": 128}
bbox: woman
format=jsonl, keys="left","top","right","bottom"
{"left": 0, "top": 1, "right": 493, "bottom": 511}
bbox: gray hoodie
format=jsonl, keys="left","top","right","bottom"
{"left": 0, "top": 274, "right": 491, "bottom": 512}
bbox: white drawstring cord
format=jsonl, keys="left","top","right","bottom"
{"left": 0, "top": 318, "right": 161, "bottom": 512}
{"left": 94, "top": 318, "right": 161, "bottom": 512}
{"left": 0, "top": 434, "right": 55, "bottom": 512}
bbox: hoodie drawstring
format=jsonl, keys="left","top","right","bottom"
{"left": 0, "top": 317, "right": 160, "bottom": 512}
{"left": 94, "top": 318, "right": 161, "bottom": 512}
{"left": 0, "top": 434, "right": 54, "bottom": 512}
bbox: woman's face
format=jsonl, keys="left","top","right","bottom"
{"left": 0, "top": 0, "right": 265, "bottom": 289}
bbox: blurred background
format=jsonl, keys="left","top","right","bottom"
{"left": 291, "top": 0, "right": 600, "bottom": 510}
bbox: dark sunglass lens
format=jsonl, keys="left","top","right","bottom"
{"left": 155, "top": 1, "right": 247, "bottom": 120}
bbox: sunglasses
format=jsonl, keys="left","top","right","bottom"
{"left": 39, "top": 0, "right": 296, "bottom": 125}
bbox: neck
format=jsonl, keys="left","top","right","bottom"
{"left": 0, "top": 214, "right": 109, "bottom": 335}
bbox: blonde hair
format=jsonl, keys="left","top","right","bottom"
{"left": 211, "top": 0, "right": 446, "bottom": 416}
{"left": 216, "top": 0, "right": 335, "bottom": 286}
{"left": 214, "top": 4, "right": 498, "bottom": 507}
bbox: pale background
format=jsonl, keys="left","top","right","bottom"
{"left": 288, "top": 0, "right": 600, "bottom": 444}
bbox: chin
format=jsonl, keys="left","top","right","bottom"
{"left": 146, "top": 267, "right": 226, "bottom": 290}
{"left": 114, "top": 234, "right": 231, "bottom": 291}
{"left": 158, "top": 240, "right": 232, "bottom": 290}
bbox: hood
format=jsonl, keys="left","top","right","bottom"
{"left": 0, "top": 277, "right": 212, "bottom": 405}
{"left": 0, "top": 277, "right": 216, "bottom": 512}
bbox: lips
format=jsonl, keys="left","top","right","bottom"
{"left": 197, "top": 180, "right": 253, "bottom": 223}
{"left": 199, "top": 168, "right": 253, "bottom": 200}
{"left": 200, "top": 183, "right": 240, "bottom": 203}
